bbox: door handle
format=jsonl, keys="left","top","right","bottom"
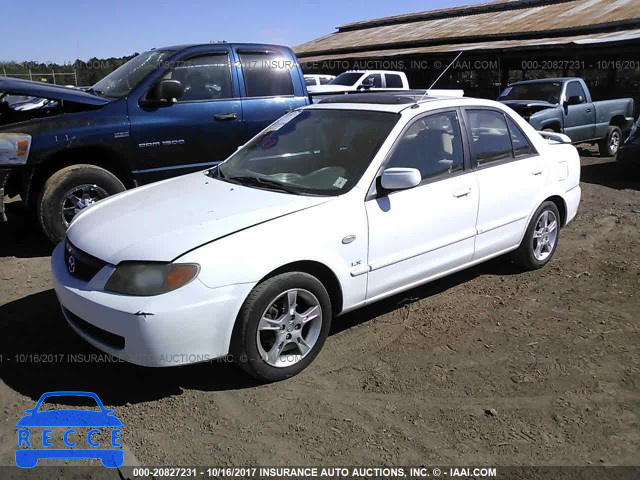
{"left": 214, "top": 112, "right": 237, "bottom": 121}
{"left": 585, "top": 108, "right": 592, "bottom": 113}
{"left": 532, "top": 169, "right": 544, "bottom": 176}
{"left": 453, "top": 187, "right": 471, "bottom": 198}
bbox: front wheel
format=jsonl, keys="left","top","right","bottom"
{"left": 38, "top": 165, "right": 126, "bottom": 244}
{"left": 231, "top": 272, "right": 332, "bottom": 382}
{"left": 511, "top": 201, "right": 560, "bottom": 270}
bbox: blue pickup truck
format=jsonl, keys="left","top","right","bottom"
{"left": 498, "top": 77, "right": 634, "bottom": 157}
{"left": 0, "top": 43, "right": 310, "bottom": 242}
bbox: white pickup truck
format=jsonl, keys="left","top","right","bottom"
{"left": 307, "top": 70, "right": 409, "bottom": 93}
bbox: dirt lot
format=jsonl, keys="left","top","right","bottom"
{"left": 0, "top": 155, "right": 638, "bottom": 470}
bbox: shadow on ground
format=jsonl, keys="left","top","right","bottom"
{"left": 0, "top": 199, "right": 53, "bottom": 258}
{"left": 0, "top": 256, "right": 521, "bottom": 406}
{"left": 581, "top": 158, "right": 640, "bottom": 191}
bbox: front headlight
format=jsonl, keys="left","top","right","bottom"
{"left": 105, "top": 262, "right": 200, "bottom": 296}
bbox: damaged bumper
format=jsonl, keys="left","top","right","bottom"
{"left": 0, "top": 168, "right": 9, "bottom": 222}
{"left": 0, "top": 132, "right": 32, "bottom": 221}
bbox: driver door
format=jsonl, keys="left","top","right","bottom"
{"left": 365, "top": 109, "right": 479, "bottom": 300}
{"left": 128, "top": 49, "right": 243, "bottom": 184}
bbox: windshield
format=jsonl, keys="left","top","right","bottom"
{"left": 91, "top": 49, "right": 176, "bottom": 98}
{"left": 328, "top": 72, "right": 363, "bottom": 87}
{"left": 499, "top": 82, "right": 562, "bottom": 104}
{"left": 217, "top": 109, "right": 398, "bottom": 196}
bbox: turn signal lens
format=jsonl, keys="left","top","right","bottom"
{"left": 16, "top": 139, "right": 29, "bottom": 156}
{"left": 105, "top": 263, "right": 200, "bottom": 296}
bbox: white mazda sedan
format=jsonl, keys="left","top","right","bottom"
{"left": 52, "top": 93, "right": 581, "bottom": 382}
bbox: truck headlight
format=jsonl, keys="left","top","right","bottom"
{"left": 0, "top": 133, "right": 32, "bottom": 165}
{"left": 105, "top": 262, "right": 200, "bottom": 296}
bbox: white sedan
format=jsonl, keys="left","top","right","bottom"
{"left": 52, "top": 93, "right": 581, "bottom": 382}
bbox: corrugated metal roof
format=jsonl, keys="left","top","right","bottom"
{"left": 295, "top": 0, "right": 640, "bottom": 58}
{"left": 298, "top": 28, "right": 640, "bottom": 64}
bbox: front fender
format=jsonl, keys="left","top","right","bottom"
{"left": 176, "top": 193, "right": 369, "bottom": 313}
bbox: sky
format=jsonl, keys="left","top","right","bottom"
{"left": 0, "top": 0, "right": 484, "bottom": 64}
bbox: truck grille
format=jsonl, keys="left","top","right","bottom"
{"left": 64, "top": 239, "right": 107, "bottom": 282}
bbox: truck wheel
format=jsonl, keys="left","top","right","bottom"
{"left": 38, "top": 165, "right": 125, "bottom": 244}
{"left": 599, "top": 126, "right": 622, "bottom": 156}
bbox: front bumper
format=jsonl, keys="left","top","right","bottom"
{"left": 51, "top": 243, "right": 255, "bottom": 367}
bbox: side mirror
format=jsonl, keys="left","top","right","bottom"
{"left": 142, "top": 79, "right": 184, "bottom": 106}
{"left": 358, "top": 78, "right": 375, "bottom": 90}
{"left": 380, "top": 167, "right": 422, "bottom": 191}
{"left": 565, "top": 95, "right": 584, "bottom": 106}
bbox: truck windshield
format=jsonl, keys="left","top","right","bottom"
{"left": 90, "top": 50, "right": 175, "bottom": 98}
{"left": 328, "top": 72, "right": 363, "bottom": 87}
{"left": 499, "top": 82, "right": 562, "bottom": 104}
{"left": 217, "top": 109, "right": 398, "bottom": 196}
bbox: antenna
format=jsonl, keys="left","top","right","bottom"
{"left": 417, "top": 51, "right": 463, "bottom": 104}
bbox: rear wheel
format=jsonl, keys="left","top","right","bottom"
{"left": 231, "top": 272, "right": 332, "bottom": 382}
{"left": 599, "top": 126, "right": 622, "bottom": 156}
{"left": 511, "top": 201, "right": 560, "bottom": 270}
{"left": 38, "top": 164, "right": 125, "bottom": 244}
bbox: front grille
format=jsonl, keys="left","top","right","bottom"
{"left": 64, "top": 239, "right": 107, "bottom": 282}
{"left": 63, "top": 307, "right": 125, "bottom": 350}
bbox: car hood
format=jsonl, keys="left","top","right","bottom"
{"left": 499, "top": 99, "right": 557, "bottom": 112}
{"left": 0, "top": 76, "right": 108, "bottom": 106}
{"left": 67, "top": 171, "right": 331, "bottom": 264}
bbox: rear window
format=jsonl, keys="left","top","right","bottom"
{"left": 238, "top": 51, "right": 294, "bottom": 98}
{"left": 385, "top": 74, "right": 404, "bottom": 88}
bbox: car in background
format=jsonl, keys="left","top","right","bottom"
{"left": 617, "top": 116, "right": 640, "bottom": 172}
{"left": 498, "top": 77, "right": 634, "bottom": 156}
{"left": 304, "top": 74, "right": 335, "bottom": 87}
{"left": 52, "top": 91, "right": 581, "bottom": 382}
{"left": 0, "top": 43, "right": 311, "bottom": 243}
{"left": 307, "top": 70, "right": 409, "bottom": 93}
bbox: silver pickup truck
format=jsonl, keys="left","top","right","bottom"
{"left": 498, "top": 77, "right": 634, "bottom": 156}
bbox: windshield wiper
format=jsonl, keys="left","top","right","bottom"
{"left": 227, "top": 176, "right": 299, "bottom": 194}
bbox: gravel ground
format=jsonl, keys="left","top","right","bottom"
{"left": 0, "top": 155, "right": 638, "bottom": 472}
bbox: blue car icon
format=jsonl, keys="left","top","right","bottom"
{"left": 16, "top": 391, "right": 123, "bottom": 468}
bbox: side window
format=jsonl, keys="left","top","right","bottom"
{"left": 319, "top": 76, "right": 333, "bottom": 85}
{"left": 506, "top": 116, "right": 535, "bottom": 158}
{"left": 385, "top": 74, "right": 403, "bottom": 88}
{"left": 565, "top": 81, "right": 586, "bottom": 103}
{"left": 238, "top": 51, "right": 294, "bottom": 98}
{"left": 166, "top": 54, "right": 232, "bottom": 102}
{"left": 387, "top": 111, "right": 465, "bottom": 180}
{"left": 304, "top": 77, "right": 316, "bottom": 86}
{"left": 467, "top": 110, "right": 513, "bottom": 165}
{"left": 362, "top": 73, "right": 382, "bottom": 88}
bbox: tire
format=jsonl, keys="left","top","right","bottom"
{"left": 38, "top": 164, "right": 126, "bottom": 244}
{"left": 599, "top": 126, "right": 622, "bottom": 157}
{"left": 511, "top": 201, "right": 560, "bottom": 270}
{"left": 231, "top": 272, "right": 332, "bottom": 382}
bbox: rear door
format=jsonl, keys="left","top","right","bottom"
{"left": 562, "top": 80, "right": 596, "bottom": 141}
{"left": 128, "top": 47, "right": 243, "bottom": 183}
{"left": 462, "top": 108, "right": 546, "bottom": 260}
{"left": 236, "top": 49, "right": 309, "bottom": 141}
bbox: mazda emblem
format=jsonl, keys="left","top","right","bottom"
{"left": 68, "top": 255, "right": 76, "bottom": 274}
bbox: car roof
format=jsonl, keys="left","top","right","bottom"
{"left": 308, "top": 91, "right": 502, "bottom": 114}
{"left": 151, "top": 42, "right": 290, "bottom": 52}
